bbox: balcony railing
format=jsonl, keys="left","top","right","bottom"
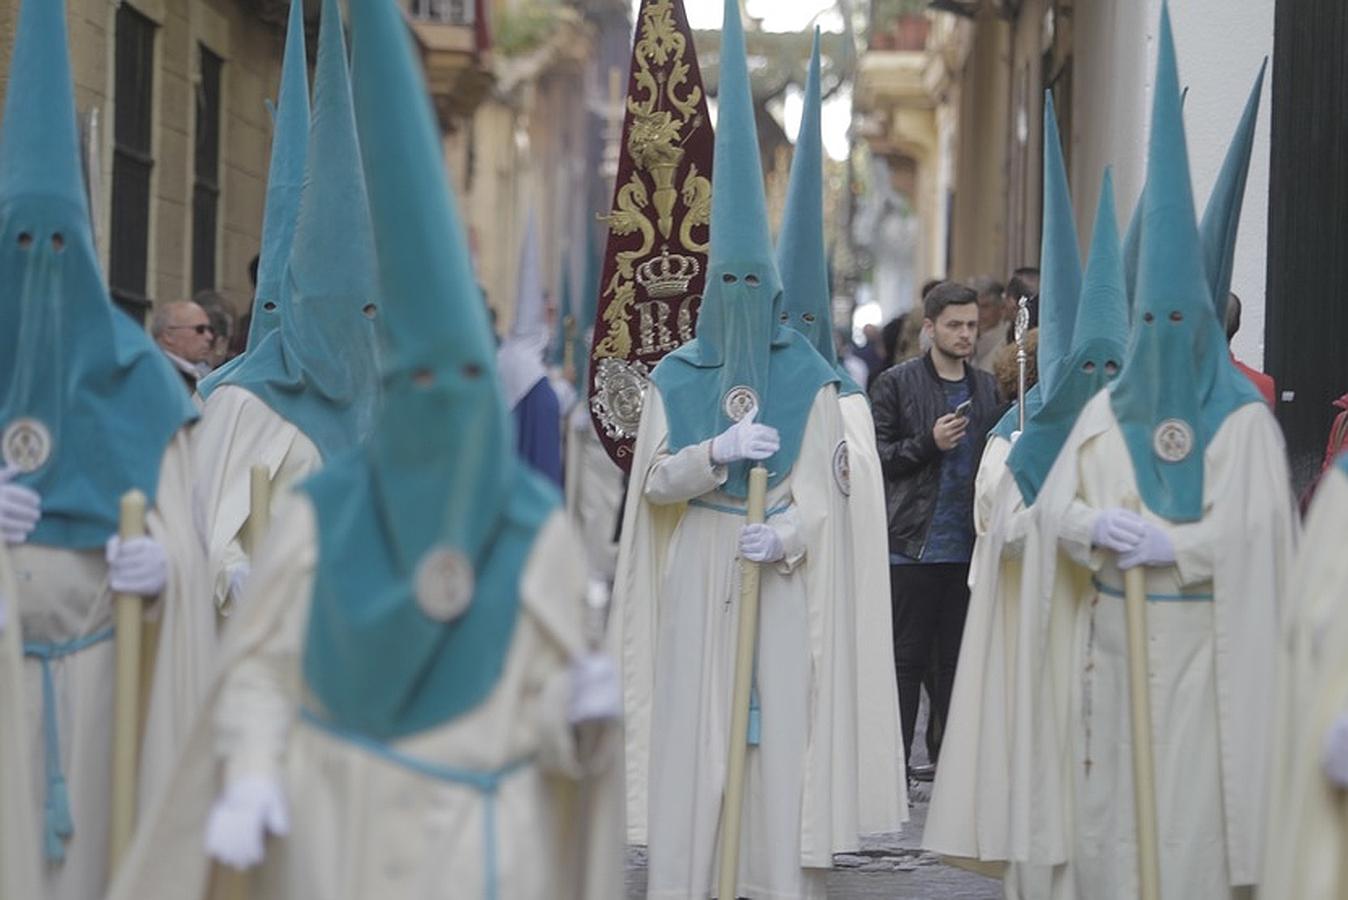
{"left": 410, "top": 0, "right": 475, "bottom": 26}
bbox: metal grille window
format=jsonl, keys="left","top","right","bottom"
{"left": 410, "top": 0, "right": 474, "bottom": 26}
{"left": 192, "top": 46, "right": 222, "bottom": 293}
{"left": 109, "top": 5, "right": 156, "bottom": 321}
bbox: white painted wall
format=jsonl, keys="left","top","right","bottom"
{"left": 1070, "top": 0, "right": 1274, "bottom": 365}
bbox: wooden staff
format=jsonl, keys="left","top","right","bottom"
{"left": 717, "top": 464, "right": 769, "bottom": 900}
{"left": 1121, "top": 496, "right": 1160, "bottom": 900}
{"left": 208, "top": 465, "right": 273, "bottom": 900}
{"left": 109, "top": 489, "right": 146, "bottom": 874}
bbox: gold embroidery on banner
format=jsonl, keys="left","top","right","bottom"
{"left": 593, "top": 0, "right": 710, "bottom": 363}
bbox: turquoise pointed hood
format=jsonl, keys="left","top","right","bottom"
{"left": 992, "top": 92, "right": 1079, "bottom": 442}
{"left": 202, "top": 0, "right": 380, "bottom": 458}
{"left": 301, "top": 0, "right": 555, "bottom": 741}
{"left": 1200, "top": 60, "right": 1266, "bottom": 326}
{"left": 0, "top": 0, "right": 195, "bottom": 550}
{"left": 651, "top": 0, "right": 838, "bottom": 498}
{"left": 1009, "top": 169, "right": 1129, "bottom": 505}
{"left": 496, "top": 208, "right": 549, "bottom": 408}
{"left": 1107, "top": 3, "right": 1262, "bottom": 523}
{"left": 244, "top": 0, "right": 308, "bottom": 353}
{"left": 776, "top": 30, "right": 859, "bottom": 398}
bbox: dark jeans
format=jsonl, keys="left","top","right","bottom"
{"left": 890, "top": 562, "right": 971, "bottom": 770}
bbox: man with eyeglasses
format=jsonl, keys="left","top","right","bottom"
{"left": 150, "top": 300, "right": 214, "bottom": 392}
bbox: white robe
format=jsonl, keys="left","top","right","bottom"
{"left": 0, "top": 542, "right": 42, "bottom": 900}
{"left": 1260, "top": 464, "right": 1348, "bottom": 900}
{"left": 974, "top": 433, "right": 1012, "bottom": 540}
{"left": 107, "top": 493, "right": 622, "bottom": 900}
{"left": 838, "top": 391, "right": 908, "bottom": 835}
{"left": 191, "top": 385, "right": 321, "bottom": 615}
{"left": 1006, "top": 393, "right": 1294, "bottom": 898}
{"left": 611, "top": 386, "right": 902, "bottom": 899}
{"left": 15, "top": 431, "right": 215, "bottom": 900}
{"left": 564, "top": 414, "right": 624, "bottom": 583}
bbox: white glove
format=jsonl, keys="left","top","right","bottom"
{"left": 1090, "top": 508, "right": 1147, "bottom": 554}
{"left": 1323, "top": 714, "right": 1348, "bottom": 788}
{"left": 1116, "top": 520, "right": 1176, "bottom": 570}
{"left": 0, "top": 465, "right": 40, "bottom": 545}
{"left": 105, "top": 535, "right": 168, "bottom": 596}
{"left": 739, "top": 523, "right": 785, "bottom": 563}
{"left": 710, "top": 407, "right": 780, "bottom": 466}
{"left": 1009, "top": 430, "right": 1021, "bottom": 446}
{"left": 568, "top": 653, "right": 622, "bottom": 725}
{"left": 205, "top": 776, "right": 290, "bottom": 870}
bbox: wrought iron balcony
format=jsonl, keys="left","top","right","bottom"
{"left": 410, "top": 0, "right": 475, "bottom": 26}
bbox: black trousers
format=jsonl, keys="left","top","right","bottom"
{"left": 890, "top": 562, "right": 971, "bottom": 769}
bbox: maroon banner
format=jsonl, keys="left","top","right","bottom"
{"left": 586, "top": 0, "right": 713, "bottom": 471}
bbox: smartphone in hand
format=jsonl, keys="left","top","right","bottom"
{"left": 953, "top": 398, "right": 973, "bottom": 419}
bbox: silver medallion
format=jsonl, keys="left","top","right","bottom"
{"left": 590, "top": 357, "right": 650, "bottom": 441}
{"left": 2, "top": 418, "right": 51, "bottom": 473}
{"left": 721, "top": 385, "right": 759, "bottom": 423}
{"left": 414, "top": 546, "right": 474, "bottom": 623}
{"left": 832, "top": 440, "right": 851, "bottom": 496}
{"left": 1152, "top": 418, "right": 1194, "bottom": 463}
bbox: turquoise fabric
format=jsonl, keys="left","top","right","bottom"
{"left": 1199, "top": 60, "right": 1266, "bottom": 326}
{"left": 572, "top": 224, "right": 602, "bottom": 395}
{"left": 201, "top": 0, "right": 380, "bottom": 458}
{"left": 1107, "top": 3, "right": 1262, "bottom": 523}
{"left": 650, "top": 0, "right": 838, "bottom": 498}
{"left": 25, "top": 627, "right": 114, "bottom": 861}
{"left": 1009, "top": 169, "right": 1129, "bottom": 506}
{"left": 989, "top": 384, "right": 1042, "bottom": 442}
{"left": 0, "top": 0, "right": 195, "bottom": 549}
{"left": 299, "top": 0, "right": 558, "bottom": 740}
{"left": 1036, "top": 92, "right": 1082, "bottom": 399}
{"left": 222, "top": 0, "right": 308, "bottom": 361}
{"left": 776, "top": 31, "right": 860, "bottom": 398}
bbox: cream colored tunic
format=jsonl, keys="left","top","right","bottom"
{"left": 15, "top": 431, "right": 215, "bottom": 900}
{"left": 612, "top": 386, "right": 903, "bottom": 900}
{"left": 191, "top": 385, "right": 321, "bottom": 614}
{"left": 1261, "top": 465, "right": 1348, "bottom": 900}
{"left": 838, "top": 392, "right": 908, "bottom": 836}
{"left": 1005, "top": 394, "right": 1294, "bottom": 899}
{"left": 563, "top": 415, "right": 624, "bottom": 582}
{"left": 0, "top": 542, "right": 41, "bottom": 900}
{"left": 974, "top": 433, "right": 1011, "bottom": 540}
{"left": 108, "top": 493, "right": 621, "bottom": 900}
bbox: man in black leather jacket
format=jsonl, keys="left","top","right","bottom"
{"left": 870, "top": 282, "right": 1000, "bottom": 778}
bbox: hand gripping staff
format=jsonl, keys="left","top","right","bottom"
{"left": 109, "top": 489, "right": 146, "bottom": 874}
{"left": 207, "top": 463, "right": 274, "bottom": 900}
{"left": 716, "top": 464, "right": 769, "bottom": 899}
{"left": 1122, "top": 495, "right": 1160, "bottom": 900}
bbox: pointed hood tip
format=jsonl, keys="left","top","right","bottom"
{"left": 1037, "top": 86, "right": 1082, "bottom": 396}
{"left": 0, "top": 0, "right": 86, "bottom": 212}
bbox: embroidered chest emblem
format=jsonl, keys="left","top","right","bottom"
{"left": 415, "top": 546, "right": 474, "bottom": 623}
{"left": 832, "top": 439, "right": 851, "bottom": 496}
{"left": 2, "top": 418, "right": 52, "bottom": 473}
{"left": 1152, "top": 418, "right": 1194, "bottom": 463}
{"left": 722, "top": 385, "right": 759, "bottom": 423}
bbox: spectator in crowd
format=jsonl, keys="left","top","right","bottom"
{"left": 858, "top": 322, "right": 886, "bottom": 386}
{"left": 870, "top": 282, "right": 1000, "bottom": 780}
{"left": 228, "top": 254, "right": 260, "bottom": 358}
{"left": 150, "top": 299, "right": 214, "bottom": 392}
{"left": 1225, "top": 291, "right": 1277, "bottom": 407}
{"left": 1002, "top": 266, "right": 1040, "bottom": 344}
{"left": 971, "top": 276, "right": 1007, "bottom": 371}
{"left": 992, "top": 326, "right": 1038, "bottom": 411}
{"left": 192, "top": 289, "right": 237, "bottom": 368}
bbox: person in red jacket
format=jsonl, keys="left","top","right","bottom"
{"left": 1226, "top": 292, "right": 1277, "bottom": 407}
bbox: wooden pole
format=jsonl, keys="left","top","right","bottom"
{"left": 1121, "top": 496, "right": 1161, "bottom": 900}
{"left": 109, "top": 489, "right": 146, "bottom": 874}
{"left": 716, "top": 465, "right": 769, "bottom": 900}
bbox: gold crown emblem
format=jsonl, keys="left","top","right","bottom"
{"left": 635, "top": 245, "right": 700, "bottom": 299}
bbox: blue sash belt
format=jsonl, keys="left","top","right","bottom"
{"left": 23, "top": 626, "right": 115, "bottom": 862}
{"left": 1092, "top": 576, "right": 1214, "bottom": 603}
{"left": 300, "top": 708, "right": 532, "bottom": 900}
{"left": 688, "top": 498, "right": 790, "bottom": 519}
